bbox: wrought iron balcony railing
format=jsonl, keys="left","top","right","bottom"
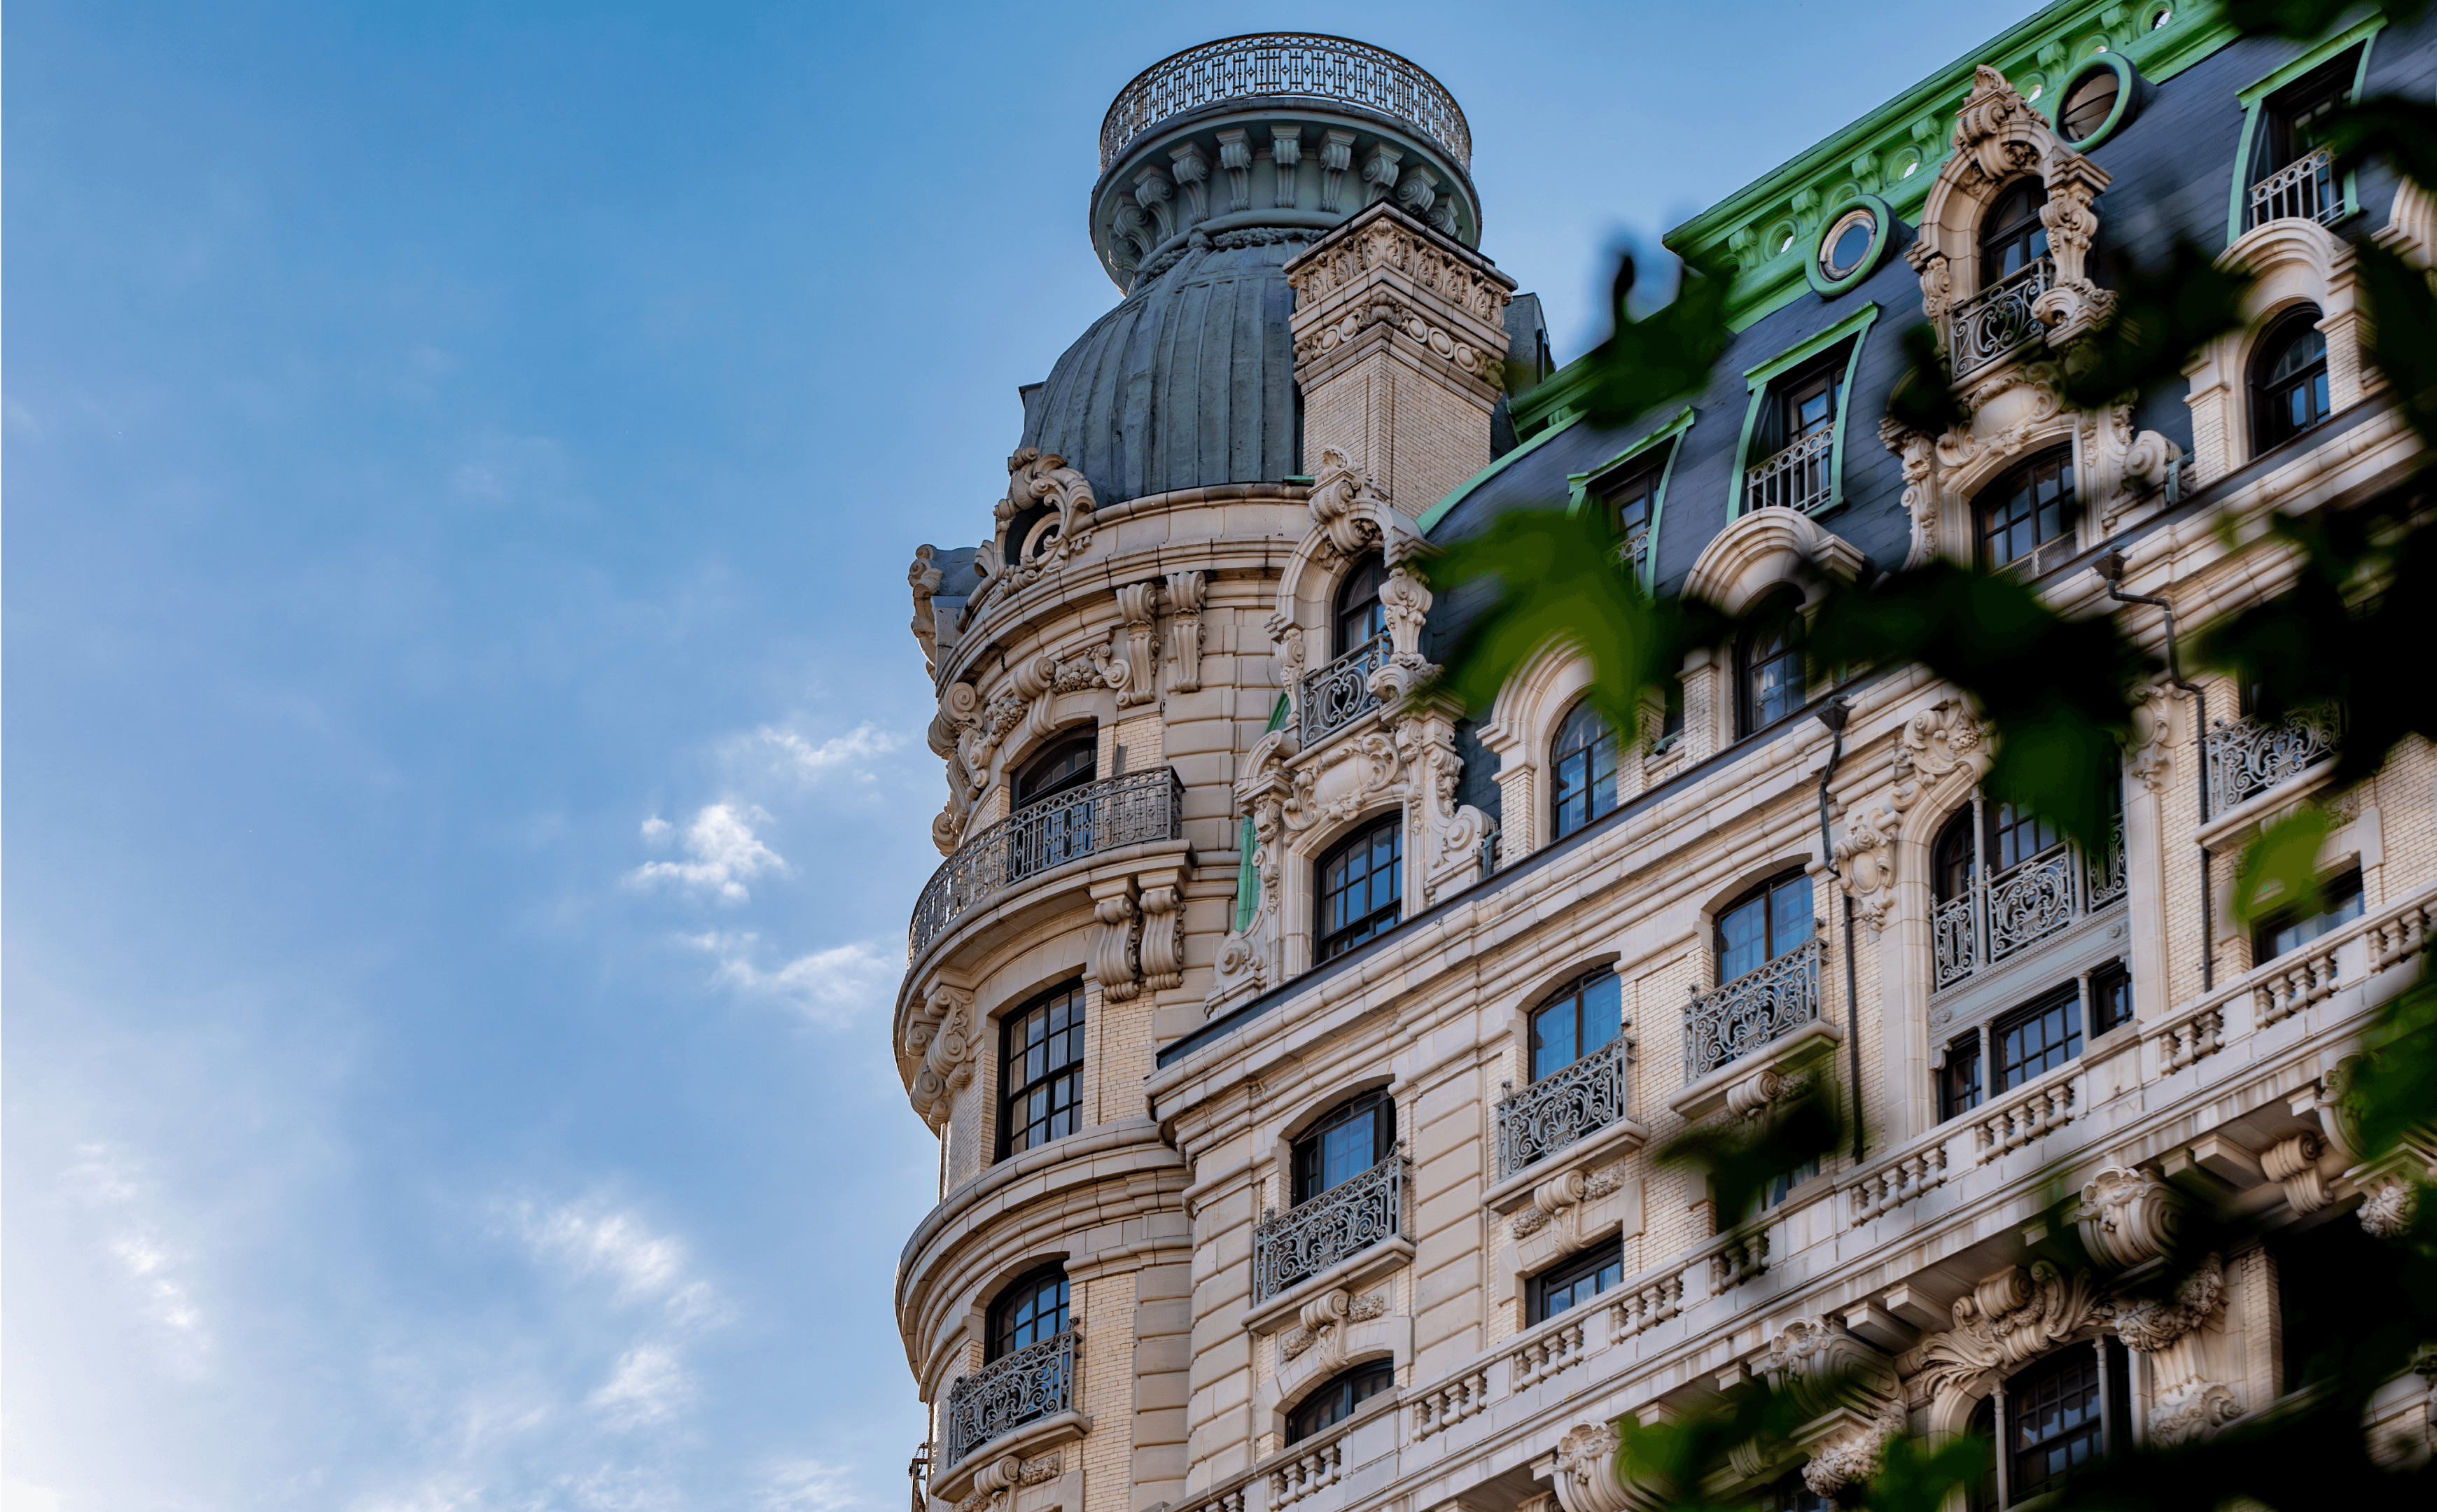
{"left": 1743, "top": 427, "right": 1834, "bottom": 515}
{"left": 2205, "top": 708, "right": 2338, "bottom": 814}
{"left": 1299, "top": 632, "right": 1392, "bottom": 746}
{"left": 1100, "top": 34, "right": 1472, "bottom": 173}
{"left": 1495, "top": 1033, "right": 1632, "bottom": 1180}
{"left": 908, "top": 769, "right": 1186, "bottom": 962}
{"left": 1932, "top": 831, "right": 2127, "bottom": 992}
{"left": 941, "top": 1326, "right": 1078, "bottom": 1469}
{"left": 1252, "top": 1149, "right": 1406, "bottom": 1302}
{"left": 1684, "top": 934, "right": 1822, "bottom": 1083}
{"left": 1949, "top": 256, "right": 2053, "bottom": 379}
{"left": 2249, "top": 147, "right": 2340, "bottom": 230}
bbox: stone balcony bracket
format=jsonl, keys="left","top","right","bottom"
{"left": 930, "top": 1409, "right": 1094, "bottom": 1505}
{"left": 1241, "top": 1237, "right": 1415, "bottom": 1336}
{"left": 1481, "top": 1116, "right": 1649, "bottom": 1215}
{"left": 1668, "top": 1018, "right": 1843, "bottom": 1124}
{"left": 2193, "top": 762, "right": 2340, "bottom": 854}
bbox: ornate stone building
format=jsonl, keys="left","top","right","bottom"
{"left": 893, "top": 12, "right": 2437, "bottom": 1512}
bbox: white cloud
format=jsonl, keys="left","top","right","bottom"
{"left": 639, "top": 816, "right": 671, "bottom": 843}
{"left": 760, "top": 1460, "right": 861, "bottom": 1512}
{"left": 757, "top": 723, "right": 901, "bottom": 782}
{"left": 587, "top": 1346, "right": 694, "bottom": 1432}
{"left": 627, "top": 804, "right": 784, "bottom": 903}
{"left": 4, "top": 1480, "right": 65, "bottom": 1512}
{"left": 65, "top": 1143, "right": 212, "bottom": 1364}
{"left": 512, "top": 1202, "right": 708, "bottom": 1315}
{"left": 683, "top": 934, "right": 899, "bottom": 1029}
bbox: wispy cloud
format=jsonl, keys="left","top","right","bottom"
{"left": 587, "top": 1345, "right": 694, "bottom": 1432}
{"left": 65, "top": 1144, "right": 212, "bottom": 1368}
{"left": 755, "top": 723, "right": 901, "bottom": 783}
{"left": 510, "top": 1201, "right": 720, "bottom": 1324}
{"left": 760, "top": 1460, "right": 862, "bottom": 1512}
{"left": 627, "top": 804, "right": 785, "bottom": 904}
{"left": 683, "top": 934, "right": 899, "bottom": 1029}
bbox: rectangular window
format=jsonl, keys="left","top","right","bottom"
{"left": 2254, "top": 869, "right": 2365, "bottom": 963}
{"left": 2089, "top": 961, "right": 2133, "bottom": 1037}
{"left": 2247, "top": 48, "right": 2363, "bottom": 230}
{"left": 1746, "top": 354, "right": 1846, "bottom": 515}
{"left": 1529, "top": 1237, "right": 1623, "bottom": 1324}
{"left": 1599, "top": 463, "right": 1661, "bottom": 571}
{"left": 1939, "top": 1032, "right": 1985, "bottom": 1121}
{"left": 1993, "top": 986, "right": 2083, "bottom": 1091}
{"left": 1318, "top": 816, "right": 1403, "bottom": 961}
{"left": 999, "top": 981, "right": 1087, "bottom": 1160}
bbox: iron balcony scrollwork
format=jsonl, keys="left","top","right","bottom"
{"left": 909, "top": 769, "right": 1186, "bottom": 962}
{"left": 1495, "top": 1033, "right": 1632, "bottom": 1179}
{"left": 1948, "top": 257, "right": 2053, "bottom": 379}
{"left": 1743, "top": 426, "right": 1834, "bottom": 514}
{"left": 2249, "top": 148, "right": 2340, "bottom": 230}
{"left": 1100, "top": 33, "right": 1472, "bottom": 172}
{"left": 941, "top": 1326, "right": 1079, "bottom": 1469}
{"left": 1252, "top": 1149, "right": 1407, "bottom": 1302}
{"left": 1684, "top": 934, "right": 1822, "bottom": 1083}
{"left": 2206, "top": 708, "right": 2339, "bottom": 814}
{"left": 1299, "top": 632, "right": 1392, "bottom": 746}
{"left": 1932, "top": 828, "right": 2128, "bottom": 992}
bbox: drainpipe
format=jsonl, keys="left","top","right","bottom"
{"left": 2100, "top": 545, "right": 2212, "bottom": 990}
{"left": 1815, "top": 694, "right": 1865, "bottom": 1163}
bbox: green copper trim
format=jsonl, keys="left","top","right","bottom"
{"left": 1565, "top": 406, "right": 1696, "bottom": 591}
{"left": 2223, "top": 16, "right": 2385, "bottom": 247}
{"left": 1509, "top": 354, "right": 1599, "bottom": 440}
{"left": 1417, "top": 409, "right": 1588, "bottom": 533}
{"left": 1233, "top": 694, "right": 1291, "bottom": 934}
{"left": 1803, "top": 193, "right": 1897, "bottom": 299}
{"left": 2054, "top": 51, "right": 2142, "bottom": 152}
{"left": 1727, "top": 303, "right": 1882, "bottom": 521}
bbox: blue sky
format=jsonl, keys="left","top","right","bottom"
{"left": 4, "top": 3, "right": 2039, "bottom": 1508}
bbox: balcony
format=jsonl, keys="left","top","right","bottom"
{"left": 1684, "top": 934, "right": 1822, "bottom": 1083}
{"left": 1948, "top": 256, "right": 2053, "bottom": 379}
{"left": 1932, "top": 834, "right": 2125, "bottom": 993}
{"left": 941, "top": 1326, "right": 1079, "bottom": 1470}
{"left": 1743, "top": 427, "right": 1833, "bottom": 514}
{"left": 909, "top": 769, "right": 1185, "bottom": 963}
{"left": 1299, "top": 632, "right": 1392, "bottom": 746}
{"left": 1099, "top": 34, "right": 1471, "bottom": 172}
{"left": 1493, "top": 1035, "right": 1631, "bottom": 1180}
{"left": 2205, "top": 708, "right": 2338, "bottom": 815}
{"left": 2248, "top": 147, "right": 2340, "bottom": 230}
{"left": 1252, "top": 1149, "right": 1406, "bottom": 1303}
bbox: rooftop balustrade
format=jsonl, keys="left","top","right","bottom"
{"left": 1099, "top": 33, "right": 1472, "bottom": 172}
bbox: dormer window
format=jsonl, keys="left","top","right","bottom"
{"left": 2247, "top": 53, "right": 2354, "bottom": 230}
{"left": 1599, "top": 463, "right": 1659, "bottom": 572}
{"left": 1745, "top": 356, "right": 1844, "bottom": 514}
{"left": 1316, "top": 814, "right": 1402, "bottom": 960}
{"left": 1979, "top": 178, "right": 2051, "bottom": 286}
{"left": 1334, "top": 553, "right": 1388, "bottom": 656}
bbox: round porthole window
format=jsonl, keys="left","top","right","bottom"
{"left": 1804, "top": 192, "right": 1894, "bottom": 298}
{"left": 2054, "top": 52, "right": 2141, "bottom": 150}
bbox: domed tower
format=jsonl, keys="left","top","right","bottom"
{"left": 895, "top": 35, "right": 1516, "bottom": 1512}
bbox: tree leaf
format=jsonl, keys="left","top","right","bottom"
{"left": 1885, "top": 321, "right": 1969, "bottom": 438}
{"left": 1576, "top": 253, "right": 1736, "bottom": 430}
{"left": 2056, "top": 239, "right": 2254, "bottom": 413}
{"left": 2322, "top": 93, "right": 2437, "bottom": 194}
{"left": 1655, "top": 1046, "right": 1848, "bottom": 1228}
{"left": 2230, "top": 806, "right": 2333, "bottom": 930}
{"left": 2227, "top": 0, "right": 2428, "bottom": 40}
{"left": 2356, "top": 236, "right": 2437, "bottom": 454}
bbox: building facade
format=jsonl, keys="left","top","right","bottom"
{"left": 893, "top": 10, "right": 2437, "bottom": 1512}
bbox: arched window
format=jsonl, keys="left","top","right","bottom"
{"left": 1528, "top": 967, "right": 1624, "bottom": 1082}
{"left": 987, "top": 1263, "right": 1070, "bottom": 1359}
{"left": 1316, "top": 813, "right": 1402, "bottom": 960}
{"left": 1717, "top": 869, "right": 1814, "bottom": 984}
{"left": 998, "top": 981, "right": 1087, "bottom": 1160}
{"left": 1737, "top": 592, "right": 1804, "bottom": 737}
{"left": 1933, "top": 809, "right": 1978, "bottom": 904}
{"left": 2251, "top": 307, "right": 2331, "bottom": 453}
{"left": 1290, "top": 1089, "right": 1396, "bottom": 1203}
{"left": 1975, "top": 447, "right": 2076, "bottom": 570}
{"left": 1013, "top": 729, "right": 1097, "bottom": 809}
{"left": 1334, "top": 553, "right": 1388, "bottom": 657}
{"left": 1285, "top": 1359, "right": 1394, "bottom": 1443}
{"left": 1979, "top": 177, "right": 2051, "bottom": 285}
{"left": 1549, "top": 701, "right": 1620, "bottom": 839}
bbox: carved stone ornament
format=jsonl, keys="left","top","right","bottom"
{"left": 2260, "top": 1130, "right": 2330, "bottom": 1214}
{"left": 1276, "top": 1286, "right": 1389, "bottom": 1371}
{"left": 1801, "top": 1401, "right": 1908, "bottom": 1498}
{"left": 1164, "top": 570, "right": 1206, "bottom": 693}
{"left": 1115, "top": 582, "right": 1161, "bottom": 708}
{"left": 1139, "top": 881, "right": 1185, "bottom": 991}
{"left": 926, "top": 641, "right": 1126, "bottom": 855}
{"left": 972, "top": 449, "right": 1098, "bottom": 610}
{"left": 1306, "top": 446, "right": 1390, "bottom": 557}
{"left": 2360, "top": 1175, "right": 2419, "bottom": 1238}
{"left": 1549, "top": 1420, "right": 1635, "bottom": 1512}
{"left": 1911, "top": 1262, "right": 2113, "bottom": 1406}
{"left": 905, "top": 984, "right": 980, "bottom": 1130}
{"left": 1838, "top": 698, "right": 1986, "bottom": 930}
{"left": 1092, "top": 878, "right": 1145, "bottom": 1002}
{"left": 2115, "top": 1254, "right": 2237, "bottom": 1445}
{"left": 2077, "top": 1165, "right": 2179, "bottom": 1269}
{"left": 2130, "top": 680, "right": 2188, "bottom": 795}
{"left": 1925, "top": 67, "right": 2116, "bottom": 344}
{"left": 909, "top": 544, "right": 946, "bottom": 675}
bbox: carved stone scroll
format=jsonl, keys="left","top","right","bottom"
{"left": 1115, "top": 582, "right": 1161, "bottom": 707}
{"left": 1165, "top": 570, "right": 1206, "bottom": 692}
{"left": 1091, "top": 877, "right": 1144, "bottom": 1002}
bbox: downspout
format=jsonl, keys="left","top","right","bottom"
{"left": 2100, "top": 546, "right": 2212, "bottom": 990}
{"left": 1815, "top": 694, "right": 1865, "bottom": 1163}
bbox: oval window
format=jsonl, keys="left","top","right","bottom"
{"left": 2061, "top": 68, "right": 2120, "bottom": 140}
{"left": 1819, "top": 208, "right": 1876, "bottom": 279}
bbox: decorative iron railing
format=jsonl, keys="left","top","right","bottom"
{"left": 1743, "top": 427, "right": 1834, "bottom": 514}
{"left": 2249, "top": 148, "right": 2340, "bottom": 230}
{"left": 1949, "top": 257, "right": 2053, "bottom": 378}
{"left": 2205, "top": 708, "right": 2339, "bottom": 813}
{"left": 1684, "top": 935, "right": 1822, "bottom": 1083}
{"left": 942, "top": 1327, "right": 1078, "bottom": 1469}
{"left": 1299, "top": 633, "right": 1392, "bottom": 745}
{"left": 1495, "top": 1034, "right": 1632, "bottom": 1179}
{"left": 1252, "top": 1149, "right": 1406, "bottom": 1302}
{"left": 1932, "top": 830, "right": 2127, "bottom": 991}
{"left": 909, "top": 769, "right": 1186, "bottom": 962}
{"left": 1100, "top": 34, "right": 1472, "bottom": 172}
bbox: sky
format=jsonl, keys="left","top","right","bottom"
{"left": 3, "top": 2, "right": 2041, "bottom": 1509}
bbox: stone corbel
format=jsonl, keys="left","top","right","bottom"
{"left": 1832, "top": 801, "right": 1901, "bottom": 931}
{"left": 1168, "top": 143, "right": 1210, "bottom": 225}
{"left": 906, "top": 983, "right": 980, "bottom": 1130}
{"left": 1138, "top": 867, "right": 1186, "bottom": 992}
{"left": 1114, "top": 582, "right": 1161, "bottom": 708}
{"left": 1913, "top": 1261, "right": 2113, "bottom": 1408}
{"left": 2130, "top": 680, "right": 2191, "bottom": 795}
{"left": 2112, "top": 1254, "right": 2238, "bottom": 1444}
{"left": 1307, "top": 446, "right": 1389, "bottom": 557}
{"left": 909, "top": 545, "right": 945, "bottom": 674}
{"left": 1763, "top": 1318, "right": 1905, "bottom": 1497}
{"left": 1360, "top": 144, "right": 1402, "bottom": 206}
{"left": 1206, "top": 731, "right": 1297, "bottom": 1013}
{"left": 1090, "top": 876, "right": 1144, "bottom": 1002}
{"left": 1215, "top": 130, "right": 1252, "bottom": 214}
{"left": 2079, "top": 402, "right": 2181, "bottom": 536}
{"left": 1318, "top": 130, "right": 1355, "bottom": 215}
{"left": 1270, "top": 127, "right": 1303, "bottom": 209}
{"left": 2077, "top": 1164, "right": 2178, "bottom": 1268}
{"left": 2260, "top": 1130, "right": 2332, "bottom": 1214}
{"left": 1133, "top": 167, "right": 1177, "bottom": 242}
{"left": 1399, "top": 713, "right": 1488, "bottom": 907}
{"left": 1546, "top": 1420, "right": 1633, "bottom": 1512}
{"left": 1380, "top": 564, "right": 1431, "bottom": 668}
{"left": 1164, "top": 570, "right": 1206, "bottom": 692}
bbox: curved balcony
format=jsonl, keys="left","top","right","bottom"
{"left": 942, "top": 1326, "right": 1080, "bottom": 1471}
{"left": 909, "top": 769, "right": 1185, "bottom": 964}
{"left": 1949, "top": 256, "right": 2053, "bottom": 379}
{"left": 1100, "top": 33, "right": 1472, "bottom": 172}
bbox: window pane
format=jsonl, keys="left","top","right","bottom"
{"left": 1530, "top": 1002, "right": 1578, "bottom": 1082}
{"left": 1580, "top": 973, "right": 1623, "bottom": 1056}
{"left": 1995, "top": 989, "right": 2083, "bottom": 1089}
{"left": 2261, "top": 873, "right": 2365, "bottom": 958}
{"left": 1941, "top": 1036, "right": 1984, "bottom": 1121}
{"left": 2010, "top": 1350, "right": 2104, "bottom": 1497}
{"left": 1769, "top": 874, "right": 1815, "bottom": 960}
{"left": 1719, "top": 895, "right": 1768, "bottom": 981}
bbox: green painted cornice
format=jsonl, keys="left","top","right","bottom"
{"left": 1663, "top": 0, "right": 2240, "bottom": 331}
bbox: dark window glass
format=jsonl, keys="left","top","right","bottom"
{"left": 1529, "top": 969, "right": 1624, "bottom": 1082}
{"left": 1659, "top": 676, "right": 1685, "bottom": 742}
{"left": 2061, "top": 68, "right": 2121, "bottom": 140}
{"left": 1967, "top": 1394, "right": 2000, "bottom": 1512}
{"left": 1284, "top": 1359, "right": 1395, "bottom": 1443}
{"left": 2007, "top": 1348, "right": 2104, "bottom": 1497}
{"left": 2254, "top": 869, "right": 2364, "bottom": 962}
{"left": 988, "top": 1265, "right": 1070, "bottom": 1359}
{"left": 1934, "top": 810, "right": 1978, "bottom": 903}
{"left": 2278, "top": 1205, "right": 2406, "bottom": 1391}
{"left": 1976, "top": 448, "right": 2076, "bottom": 570}
{"left": 2251, "top": 309, "right": 2331, "bottom": 452}
{"left": 1980, "top": 177, "right": 2051, "bottom": 284}
{"left": 1334, "top": 554, "right": 1388, "bottom": 657}
{"left": 1990, "top": 801, "right": 2062, "bottom": 872}
{"left": 1012, "top": 731, "right": 1097, "bottom": 809}
{"left": 1317, "top": 815, "right": 1402, "bottom": 960}
{"left": 1993, "top": 986, "right": 2083, "bottom": 1091}
{"left": 2090, "top": 960, "right": 2134, "bottom": 1037}
{"left": 1717, "top": 870, "right": 1815, "bottom": 985}
{"left": 999, "top": 982, "right": 1087, "bottom": 1159}
{"left": 1292, "top": 1090, "right": 1396, "bottom": 1203}
{"left": 1760, "top": 361, "right": 1844, "bottom": 454}
{"left": 1738, "top": 594, "right": 1804, "bottom": 736}
{"left": 1759, "top": 1157, "right": 1819, "bottom": 1210}
{"left": 1602, "top": 466, "right": 1658, "bottom": 546}
{"left": 1764, "top": 1471, "right": 1835, "bottom": 1512}
{"left": 1941, "top": 1033, "right": 1985, "bottom": 1121}
{"left": 1822, "top": 213, "right": 1876, "bottom": 278}
{"left": 1529, "top": 1237, "right": 1624, "bottom": 1324}
{"left": 1551, "top": 703, "right": 1621, "bottom": 839}
{"left": 2256, "top": 55, "right": 2353, "bottom": 176}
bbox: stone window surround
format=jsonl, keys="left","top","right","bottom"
{"left": 2181, "top": 218, "right": 2371, "bottom": 484}
{"left": 1724, "top": 303, "right": 1881, "bottom": 522}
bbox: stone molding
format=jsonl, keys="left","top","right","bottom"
{"left": 1680, "top": 505, "right": 1865, "bottom": 617}
{"left": 2184, "top": 217, "right": 2370, "bottom": 484}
